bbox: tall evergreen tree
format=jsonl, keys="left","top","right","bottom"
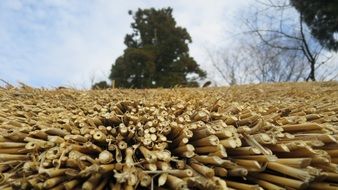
{"left": 291, "top": 0, "right": 338, "bottom": 51}
{"left": 110, "top": 7, "right": 206, "bottom": 88}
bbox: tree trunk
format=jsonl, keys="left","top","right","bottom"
{"left": 306, "top": 62, "right": 316, "bottom": 81}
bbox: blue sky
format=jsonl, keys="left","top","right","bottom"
{"left": 0, "top": 0, "right": 251, "bottom": 88}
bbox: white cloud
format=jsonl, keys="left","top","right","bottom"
{"left": 0, "top": 0, "right": 253, "bottom": 88}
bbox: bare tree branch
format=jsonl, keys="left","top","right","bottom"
{"left": 205, "top": 49, "right": 228, "bottom": 83}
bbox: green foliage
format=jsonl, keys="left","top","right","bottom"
{"left": 109, "top": 7, "right": 206, "bottom": 88}
{"left": 291, "top": 0, "right": 338, "bottom": 51}
{"left": 92, "top": 81, "right": 110, "bottom": 89}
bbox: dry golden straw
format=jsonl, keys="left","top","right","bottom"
{"left": 0, "top": 82, "right": 337, "bottom": 189}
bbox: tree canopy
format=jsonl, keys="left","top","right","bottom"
{"left": 109, "top": 7, "right": 206, "bottom": 88}
{"left": 291, "top": 0, "right": 338, "bottom": 51}
{"left": 92, "top": 81, "right": 110, "bottom": 89}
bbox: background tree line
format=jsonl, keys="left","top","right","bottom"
{"left": 92, "top": 0, "right": 338, "bottom": 89}
{"left": 209, "top": 0, "right": 338, "bottom": 86}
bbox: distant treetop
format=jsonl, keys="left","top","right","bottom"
{"left": 291, "top": 0, "right": 338, "bottom": 51}
{"left": 109, "top": 7, "right": 206, "bottom": 88}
